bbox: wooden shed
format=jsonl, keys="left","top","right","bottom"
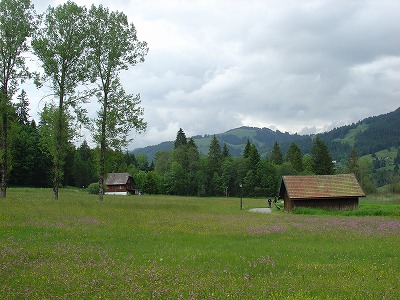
{"left": 105, "top": 173, "right": 141, "bottom": 195}
{"left": 279, "top": 174, "right": 365, "bottom": 212}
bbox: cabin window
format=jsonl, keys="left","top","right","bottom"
{"left": 119, "top": 185, "right": 122, "bottom": 190}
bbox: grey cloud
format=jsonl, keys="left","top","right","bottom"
{"left": 28, "top": 0, "right": 400, "bottom": 149}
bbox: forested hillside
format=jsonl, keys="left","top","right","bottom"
{"left": 318, "top": 107, "right": 400, "bottom": 156}
{"left": 133, "top": 107, "right": 400, "bottom": 162}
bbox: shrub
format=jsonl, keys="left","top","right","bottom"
{"left": 87, "top": 182, "right": 102, "bottom": 194}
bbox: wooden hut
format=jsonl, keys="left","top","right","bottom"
{"left": 105, "top": 173, "right": 141, "bottom": 195}
{"left": 279, "top": 174, "right": 365, "bottom": 212}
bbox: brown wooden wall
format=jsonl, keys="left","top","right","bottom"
{"left": 285, "top": 197, "right": 359, "bottom": 212}
{"left": 106, "top": 184, "right": 127, "bottom": 192}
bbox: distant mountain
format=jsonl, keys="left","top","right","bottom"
{"left": 133, "top": 107, "right": 400, "bottom": 162}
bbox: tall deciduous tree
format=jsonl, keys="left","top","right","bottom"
{"left": 0, "top": 0, "right": 34, "bottom": 197}
{"left": 87, "top": 5, "right": 148, "bottom": 200}
{"left": 32, "top": 1, "right": 90, "bottom": 199}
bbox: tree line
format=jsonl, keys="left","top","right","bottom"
{"left": 0, "top": 0, "right": 147, "bottom": 200}
{"left": 7, "top": 119, "right": 400, "bottom": 196}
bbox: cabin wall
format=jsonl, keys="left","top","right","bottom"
{"left": 283, "top": 190, "right": 293, "bottom": 212}
{"left": 290, "top": 197, "right": 359, "bottom": 211}
{"left": 106, "top": 184, "right": 127, "bottom": 193}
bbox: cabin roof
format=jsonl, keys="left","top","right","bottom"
{"left": 280, "top": 174, "right": 365, "bottom": 200}
{"left": 106, "top": 173, "right": 132, "bottom": 185}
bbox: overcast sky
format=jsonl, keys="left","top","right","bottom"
{"left": 25, "top": 0, "right": 400, "bottom": 149}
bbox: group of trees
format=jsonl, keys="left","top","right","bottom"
{"left": 147, "top": 128, "right": 399, "bottom": 197}
{"left": 6, "top": 121, "right": 400, "bottom": 196}
{"left": 146, "top": 129, "right": 336, "bottom": 197}
{"left": 9, "top": 109, "right": 152, "bottom": 189}
{"left": 0, "top": 0, "right": 147, "bottom": 199}
{"left": 9, "top": 126, "right": 335, "bottom": 197}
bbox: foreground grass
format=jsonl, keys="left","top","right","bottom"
{"left": 1, "top": 189, "right": 400, "bottom": 299}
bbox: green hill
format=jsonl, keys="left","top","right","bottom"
{"left": 133, "top": 107, "right": 400, "bottom": 162}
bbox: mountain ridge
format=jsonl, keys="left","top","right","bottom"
{"left": 133, "top": 107, "right": 400, "bottom": 161}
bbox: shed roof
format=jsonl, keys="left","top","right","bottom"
{"left": 280, "top": 174, "right": 365, "bottom": 200}
{"left": 106, "top": 173, "right": 132, "bottom": 185}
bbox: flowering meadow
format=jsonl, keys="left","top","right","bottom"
{"left": 1, "top": 188, "right": 400, "bottom": 299}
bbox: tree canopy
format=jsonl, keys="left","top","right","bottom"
{"left": 0, "top": 0, "right": 35, "bottom": 197}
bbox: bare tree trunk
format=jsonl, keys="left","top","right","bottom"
{"left": 0, "top": 126, "right": 7, "bottom": 198}
{"left": 53, "top": 153, "right": 60, "bottom": 200}
{"left": 53, "top": 115, "right": 63, "bottom": 200}
{"left": 98, "top": 93, "right": 108, "bottom": 201}
{"left": 53, "top": 86, "right": 65, "bottom": 200}
{"left": 98, "top": 156, "right": 104, "bottom": 201}
{"left": 98, "top": 139, "right": 105, "bottom": 201}
{"left": 0, "top": 91, "right": 8, "bottom": 198}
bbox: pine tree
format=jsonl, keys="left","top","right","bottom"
{"left": 311, "top": 136, "right": 334, "bottom": 175}
{"left": 248, "top": 144, "right": 260, "bottom": 172}
{"left": 15, "top": 90, "right": 30, "bottom": 125}
{"left": 271, "top": 141, "right": 283, "bottom": 165}
{"left": 208, "top": 135, "right": 222, "bottom": 173}
{"left": 74, "top": 140, "right": 97, "bottom": 188}
{"left": 222, "top": 143, "right": 230, "bottom": 158}
{"left": 187, "top": 137, "right": 197, "bottom": 149}
{"left": 207, "top": 135, "right": 222, "bottom": 195}
{"left": 286, "top": 142, "right": 303, "bottom": 173}
{"left": 174, "top": 128, "right": 187, "bottom": 149}
{"left": 243, "top": 138, "right": 251, "bottom": 158}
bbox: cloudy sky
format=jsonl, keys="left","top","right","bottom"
{"left": 25, "top": 0, "right": 400, "bottom": 149}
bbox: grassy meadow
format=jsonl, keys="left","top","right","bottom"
{"left": 1, "top": 189, "right": 400, "bottom": 299}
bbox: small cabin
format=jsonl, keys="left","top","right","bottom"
{"left": 105, "top": 173, "right": 141, "bottom": 195}
{"left": 279, "top": 174, "right": 365, "bottom": 212}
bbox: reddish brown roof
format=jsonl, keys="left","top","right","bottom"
{"left": 280, "top": 174, "right": 365, "bottom": 199}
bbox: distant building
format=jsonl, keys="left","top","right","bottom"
{"left": 105, "top": 173, "right": 141, "bottom": 195}
{"left": 279, "top": 174, "right": 365, "bottom": 212}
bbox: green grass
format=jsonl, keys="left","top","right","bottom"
{"left": 334, "top": 123, "right": 369, "bottom": 147}
{"left": 1, "top": 188, "right": 400, "bottom": 299}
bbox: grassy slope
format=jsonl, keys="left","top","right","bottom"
{"left": 334, "top": 123, "right": 369, "bottom": 147}
{"left": 194, "top": 127, "right": 258, "bottom": 156}
{"left": 1, "top": 189, "right": 400, "bottom": 299}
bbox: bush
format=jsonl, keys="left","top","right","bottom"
{"left": 87, "top": 182, "right": 101, "bottom": 194}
